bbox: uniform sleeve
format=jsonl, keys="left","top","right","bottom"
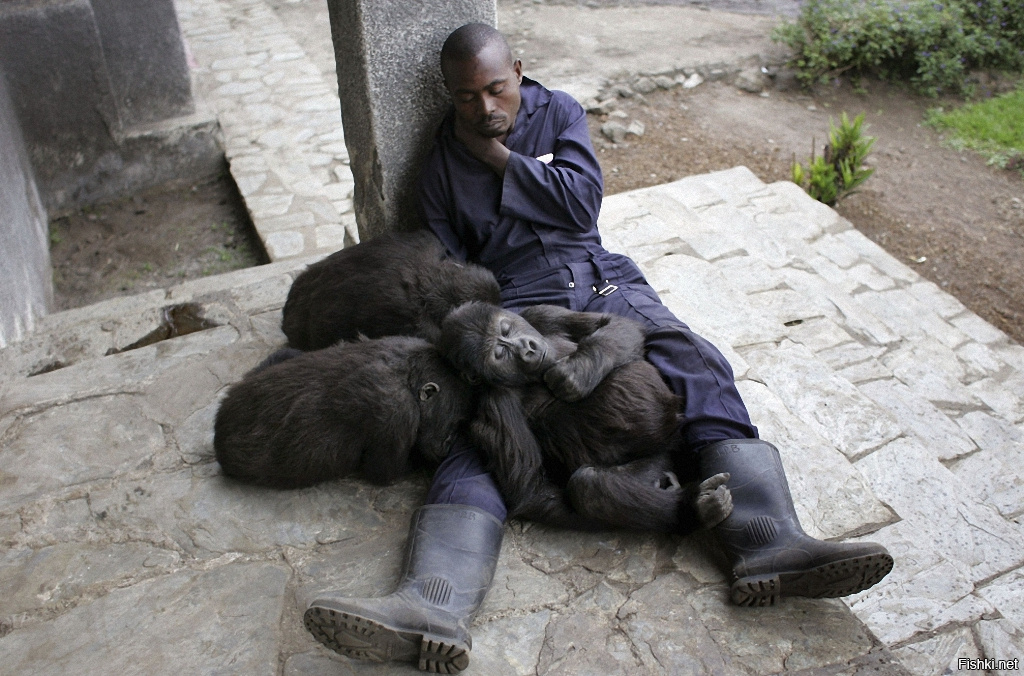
{"left": 417, "top": 149, "right": 470, "bottom": 262}
{"left": 498, "top": 96, "right": 603, "bottom": 232}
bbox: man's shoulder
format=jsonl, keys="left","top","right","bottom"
{"left": 522, "top": 78, "right": 582, "bottom": 115}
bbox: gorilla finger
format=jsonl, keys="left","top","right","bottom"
{"left": 700, "top": 472, "right": 730, "bottom": 491}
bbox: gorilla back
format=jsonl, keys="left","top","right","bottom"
{"left": 214, "top": 337, "right": 475, "bottom": 489}
{"left": 282, "top": 230, "right": 500, "bottom": 350}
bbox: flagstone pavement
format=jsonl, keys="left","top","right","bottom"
{"left": 0, "top": 0, "right": 1022, "bottom": 674}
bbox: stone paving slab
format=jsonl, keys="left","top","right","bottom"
{"left": 598, "top": 168, "right": 1024, "bottom": 675}
{"left": 177, "top": 0, "right": 358, "bottom": 260}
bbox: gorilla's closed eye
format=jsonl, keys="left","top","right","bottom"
{"left": 419, "top": 382, "right": 441, "bottom": 401}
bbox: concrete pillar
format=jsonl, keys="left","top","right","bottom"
{"left": 326, "top": 0, "right": 496, "bottom": 240}
{"left": 0, "top": 68, "right": 52, "bottom": 348}
{"left": 90, "top": 0, "right": 195, "bottom": 127}
{"left": 0, "top": 0, "right": 123, "bottom": 208}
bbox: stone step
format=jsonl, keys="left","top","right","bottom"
{"left": 602, "top": 170, "right": 1024, "bottom": 516}
{"left": 0, "top": 257, "right": 315, "bottom": 380}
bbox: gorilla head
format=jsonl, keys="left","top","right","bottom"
{"left": 437, "top": 302, "right": 563, "bottom": 388}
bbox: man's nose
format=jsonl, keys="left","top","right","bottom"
{"left": 481, "top": 94, "right": 497, "bottom": 116}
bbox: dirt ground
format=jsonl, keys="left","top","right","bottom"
{"left": 589, "top": 76, "right": 1024, "bottom": 343}
{"left": 48, "top": 173, "right": 267, "bottom": 312}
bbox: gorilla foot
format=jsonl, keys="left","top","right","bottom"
{"left": 695, "top": 472, "right": 732, "bottom": 528}
{"left": 567, "top": 463, "right": 683, "bottom": 532}
{"left": 699, "top": 439, "right": 894, "bottom": 606}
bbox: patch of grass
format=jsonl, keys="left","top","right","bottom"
{"left": 926, "top": 88, "right": 1024, "bottom": 171}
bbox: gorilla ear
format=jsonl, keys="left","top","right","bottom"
{"left": 419, "top": 382, "right": 441, "bottom": 401}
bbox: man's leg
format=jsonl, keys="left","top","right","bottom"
{"left": 580, "top": 263, "right": 892, "bottom": 605}
{"left": 304, "top": 440, "right": 504, "bottom": 672}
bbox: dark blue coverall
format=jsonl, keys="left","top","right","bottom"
{"left": 419, "top": 78, "right": 758, "bottom": 522}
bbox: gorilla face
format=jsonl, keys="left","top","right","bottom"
{"left": 483, "top": 308, "right": 552, "bottom": 385}
{"left": 439, "top": 302, "right": 557, "bottom": 388}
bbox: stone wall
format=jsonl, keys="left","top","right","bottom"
{"left": 0, "top": 0, "right": 221, "bottom": 213}
{"left": 0, "top": 68, "right": 51, "bottom": 349}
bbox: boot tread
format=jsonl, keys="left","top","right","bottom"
{"left": 304, "top": 605, "right": 470, "bottom": 672}
{"left": 731, "top": 552, "right": 894, "bottom": 606}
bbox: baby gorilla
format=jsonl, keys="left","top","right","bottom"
{"left": 214, "top": 336, "right": 475, "bottom": 489}
{"left": 439, "top": 302, "right": 731, "bottom": 533}
{"left": 282, "top": 230, "right": 500, "bottom": 350}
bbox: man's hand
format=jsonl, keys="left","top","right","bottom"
{"left": 454, "top": 116, "right": 511, "bottom": 177}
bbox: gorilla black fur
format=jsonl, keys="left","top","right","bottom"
{"left": 214, "top": 337, "right": 476, "bottom": 489}
{"left": 282, "top": 230, "right": 500, "bottom": 350}
{"left": 439, "top": 302, "right": 731, "bottom": 534}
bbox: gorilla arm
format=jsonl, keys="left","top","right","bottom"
{"left": 470, "top": 387, "right": 604, "bottom": 530}
{"left": 519, "top": 305, "right": 646, "bottom": 402}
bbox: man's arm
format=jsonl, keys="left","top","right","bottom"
{"left": 418, "top": 152, "right": 470, "bottom": 261}
{"left": 499, "top": 103, "right": 603, "bottom": 233}
{"left": 454, "top": 116, "right": 511, "bottom": 177}
{"left": 457, "top": 93, "right": 603, "bottom": 233}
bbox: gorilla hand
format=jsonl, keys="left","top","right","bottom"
{"left": 696, "top": 472, "right": 732, "bottom": 528}
{"left": 543, "top": 353, "right": 602, "bottom": 402}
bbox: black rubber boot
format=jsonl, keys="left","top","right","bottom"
{"left": 699, "top": 439, "right": 893, "bottom": 607}
{"left": 304, "top": 504, "right": 503, "bottom": 673}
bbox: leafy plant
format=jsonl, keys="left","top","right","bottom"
{"left": 792, "top": 112, "right": 876, "bottom": 206}
{"left": 774, "top": 0, "right": 1024, "bottom": 96}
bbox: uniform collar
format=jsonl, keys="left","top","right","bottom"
{"left": 517, "top": 76, "right": 551, "bottom": 118}
{"left": 506, "top": 77, "right": 549, "bottom": 146}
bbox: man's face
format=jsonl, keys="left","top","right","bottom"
{"left": 444, "top": 42, "right": 523, "bottom": 140}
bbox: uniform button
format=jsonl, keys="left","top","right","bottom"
{"left": 568, "top": 282, "right": 575, "bottom": 288}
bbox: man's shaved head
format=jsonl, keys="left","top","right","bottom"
{"left": 440, "top": 23, "right": 523, "bottom": 141}
{"left": 440, "top": 23, "right": 513, "bottom": 79}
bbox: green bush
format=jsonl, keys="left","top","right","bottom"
{"left": 792, "top": 112, "right": 876, "bottom": 206}
{"left": 774, "top": 0, "right": 1024, "bottom": 96}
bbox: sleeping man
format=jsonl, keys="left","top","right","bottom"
{"left": 303, "top": 22, "right": 893, "bottom": 673}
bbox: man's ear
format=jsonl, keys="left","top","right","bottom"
{"left": 513, "top": 59, "right": 523, "bottom": 84}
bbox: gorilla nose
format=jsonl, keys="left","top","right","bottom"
{"left": 519, "top": 337, "right": 541, "bottom": 362}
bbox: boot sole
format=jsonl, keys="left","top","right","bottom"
{"left": 303, "top": 605, "right": 470, "bottom": 673}
{"left": 731, "top": 552, "right": 894, "bottom": 607}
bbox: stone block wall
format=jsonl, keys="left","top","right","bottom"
{"left": 0, "top": 0, "right": 221, "bottom": 212}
